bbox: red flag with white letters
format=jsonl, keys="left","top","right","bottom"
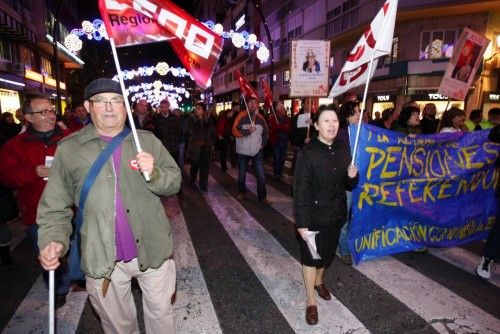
{"left": 235, "top": 70, "right": 258, "bottom": 100}
{"left": 329, "top": 0, "right": 398, "bottom": 98}
{"left": 98, "top": 0, "right": 223, "bottom": 89}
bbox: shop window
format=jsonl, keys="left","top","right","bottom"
{"left": 334, "top": 17, "right": 342, "bottom": 34}
{"left": 333, "top": 6, "right": 341, "bottom": 17}
{"left": 420, "top": 29, "right": 457, "bottom": 60}
{"left": 294, "top": 26, "right": 302, "bottom": 37}
{"left": 19, "top": 45, "right": 35, "bottom": 69}
{"left": 327, "top": 10, "right": 334, "bottom": 21}
{"left": 350, "top": 8, "right": 359, "bottom": 26}
{"left": 342, "top": 0, "right": 351, "bottom": 12}
{"left": 41, "top": 57, "right": 53, "bottom": 77}
{"left": 0, "top": 37, "right": 12, "bottom": 61}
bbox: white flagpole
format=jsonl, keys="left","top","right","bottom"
{"left": 351, "top": 50, "right": 377, "bottom": 164}
{"left": 48, "top": 269, "right": 55, "bottom": 334}
{"left": 270, "top": 104, "right": 278, "bottom": 123}
{"left": 109, "top": 38, "right": 150, "bottom": 181}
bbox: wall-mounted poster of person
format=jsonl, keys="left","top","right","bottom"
{"left": 290, "top": 40, "right": 330, "bottom": 97}
{"left": 438, "top": 28, "right": 489, "bottom": 101}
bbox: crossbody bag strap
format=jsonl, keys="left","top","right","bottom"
{"left": 75, "top": 127, "right": 131, "bottom": 234}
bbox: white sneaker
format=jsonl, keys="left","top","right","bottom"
{"left": 476, "top": 256, "right": 493, "bottom": 279}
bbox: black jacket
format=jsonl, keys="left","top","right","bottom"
{"left": 293, "top": 136, "right": 358, "bottom": 228}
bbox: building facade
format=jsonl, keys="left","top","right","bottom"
{"left": 198, "top": 0, "right": 500, "bottom": 117}
{"left": 0, "top": 0, "right": 83, "bottom": 118}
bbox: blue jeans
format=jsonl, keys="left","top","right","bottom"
{"left": 338, "top": 191, "right": 353, "bottom": 257}
{"left": 27, "top": 225, "right": 70, "bottom": 295}
{"left": 237, "top": 150, "right": 267, "bottom": 200}
{"left": 272, "top": 142, "right": 288, "bottom": 177}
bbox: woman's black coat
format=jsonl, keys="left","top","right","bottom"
{"left": 293, "top": 136, "right": 358, "bottom": 229}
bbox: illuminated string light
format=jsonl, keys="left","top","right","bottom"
{"left": 203, "top": 21, "right": 270, "bottom": 63}
{"left": 128, "top": 82, "right": 191, "bottom": 108}
{"left": 64, "top": 19, "right": 109, "bottom": 53}
{"left": 112, "top": 62, "right": 194, "bottom": 81}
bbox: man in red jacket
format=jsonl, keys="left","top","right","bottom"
{"left": 0, "top": 94, "right": 69, "bottom": 307}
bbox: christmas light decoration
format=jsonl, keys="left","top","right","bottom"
{"left": 113, "top": 62, "right": 194, "bottom": 82}
{"left": 203, "top": 21, "right": 270, "bottom": 63}
{"left": 64, "top": 19, "right": 109, "bottom": 53}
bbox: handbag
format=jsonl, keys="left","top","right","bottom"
{"left": 69, "top": 127, "right": 131, "bottom": 281}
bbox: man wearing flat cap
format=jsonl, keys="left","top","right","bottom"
{"left": 37, "top": 78, "right": 181, "bottom": 333}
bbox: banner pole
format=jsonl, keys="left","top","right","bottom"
{"left": 48, "top": 269, "right": 55, "bottom": 334}
{"left": 270, "top": 104, "right": 278, "bottom": 123}
{"left": 436, "top": 97, "right": 451, "bottom": 133}
{"left": 109, "top": 38, "right": 150, "bottom": 181}
{"left": 351, "top": 51, "right": 376, "bottom": 165}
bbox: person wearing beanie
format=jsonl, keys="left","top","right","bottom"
{"left": 37, "top": 78, "right": 181, "bottom": 333}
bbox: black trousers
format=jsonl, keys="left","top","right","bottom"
{"left": 190, "top": 146, "right": 210, "bottom": 190}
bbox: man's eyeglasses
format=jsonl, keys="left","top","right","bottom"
{"left": 90, "top": 98, "right": 125, "bottom": 109}
{"left": 30, "top": 108, "right": 56, "bottom": 116}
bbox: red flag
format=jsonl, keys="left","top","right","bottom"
{"left": 235, "top": 70, "right": 258, "bottom": 100}
{"left": 98, "top": 0, "right": 223, "bottom": 89}
{"left": 261, "top": 78, "right": 273, "bottom": 109}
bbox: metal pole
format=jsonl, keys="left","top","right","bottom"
{"left": 250, "top": 0, "right": 274, "bottom": 95}
{"left": 48, "top": 270, "right": 55, "bottom": 334}
{"left": 50, "top": 0, "right": 65, "bottom": 114}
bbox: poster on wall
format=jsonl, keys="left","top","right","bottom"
{"left": 438, "top": 28, "right": 490, "bottom": 101}
{"left": 289, "top": 40, "right": 330, "bottom": 97}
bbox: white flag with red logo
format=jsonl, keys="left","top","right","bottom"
{"left": 329, "top": 0, "right": 398, "bottom": 98}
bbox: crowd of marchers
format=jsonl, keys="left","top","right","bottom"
{"left": 0, "top": 83, "right": 498, "bottom": 329}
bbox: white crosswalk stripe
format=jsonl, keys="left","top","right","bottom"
{"left": 202, "top": 175, "right": 369, "bottom": 333}
{"left": 163, "top": 196, "right": 222, "bottom": 334}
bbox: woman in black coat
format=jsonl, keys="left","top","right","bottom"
{"left": 293, "top": 106, "right": 359, "bottom": 325}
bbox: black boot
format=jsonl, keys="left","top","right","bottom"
{"left": 0, "top": 245, "right": 13, "bottom": 266}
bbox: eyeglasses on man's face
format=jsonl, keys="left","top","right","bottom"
{"left": 31, "top": 107, "right": 56, "bottom": 116}
{"left": 90, "top": 97, "right": 125, "bottom": 109}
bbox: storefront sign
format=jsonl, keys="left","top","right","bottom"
{"left": 376, "top": 95, "right": 391, "bottom": 102}
{"left": 428, "top": 93, "right": 448, "bottom": 100}
{"left": 488, "top": 93, "right": 499, "bottom": 101}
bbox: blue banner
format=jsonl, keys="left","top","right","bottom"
{"left": 348, "top": 124, "right": 499, "bottom": 264}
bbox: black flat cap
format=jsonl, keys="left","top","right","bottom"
{"left": 84, "top": 78, "right": 122, "bottom": 100}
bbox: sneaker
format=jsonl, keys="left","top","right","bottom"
{"left": 476, "top": 256, "right": 493, "bottom": 280}
{"left": 236, "top": 193, "right": 245, "bottom": 201}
